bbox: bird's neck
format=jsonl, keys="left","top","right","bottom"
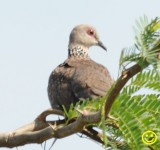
{"left": 68, "top": 45, "right": 90, "bottom": 59}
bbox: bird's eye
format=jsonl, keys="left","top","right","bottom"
{"left": 87, "top": 29, "right": 94, "bottom": 36}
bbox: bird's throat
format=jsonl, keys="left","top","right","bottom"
{"left": 68, "top": 46, "right": 89, "bottom": 59}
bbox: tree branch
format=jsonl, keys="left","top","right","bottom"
{"left": 0, "top": 63, "right": 148, "bottom": 148}
{"left": 0, "top": 109, "right": 65, "bottom": 148}
{"left": 105, "top": 63, "right": 148, "bottom": 117}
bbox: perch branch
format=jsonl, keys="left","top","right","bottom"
{"left": 0, "top": 63, "right": 148, "bottom": 148}
{"left": 0, "top": 109, "right": 101, "bottom": 148}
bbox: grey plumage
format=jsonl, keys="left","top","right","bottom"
{"left": 48, "top": 24, "right": 113, "bottom": 110}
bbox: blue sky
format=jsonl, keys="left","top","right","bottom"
{"left": 0, "top": 0, "right": 159, "bottom": 150}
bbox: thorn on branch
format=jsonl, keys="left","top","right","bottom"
{"left": 75, "top": 108, "right": 94, "bottom": 116}
{"left": 122, "top": 70, "right": 129, "bottom": 79}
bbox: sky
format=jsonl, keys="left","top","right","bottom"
{"left": 0, "top": 0, "right": 159, "bottom": 150}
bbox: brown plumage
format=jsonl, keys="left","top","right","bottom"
{"left": 48, "top": 24, "right": 114, "bottom": 110}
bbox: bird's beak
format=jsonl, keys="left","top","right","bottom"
{"left": 97, "top": 41, "right": 107, "bottom": 51}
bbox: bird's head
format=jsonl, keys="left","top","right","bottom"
{"left": 68, "top": 24, "right": 107, "bottom": 51}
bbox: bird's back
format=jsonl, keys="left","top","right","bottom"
{"left": 48, "top": 58, "right": 113, "bottom": 110}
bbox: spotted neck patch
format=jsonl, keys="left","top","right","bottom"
{"left": 68, "top": 47, "right": 89, "bottom": 59}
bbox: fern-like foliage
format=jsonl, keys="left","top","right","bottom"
{"left": 106, "top": 16, "right": 160, "bottom": 150}
{"left": 111, "top": 16, "right": 160, "bottom": 150}
{"left": 120, "top": 16, "right": 160, "bottom": 71}
{"left": 122, "top": 70, "right": 160, "bottom": 95}
{"left": 114, "top": 73, "right": 160, "bottom": 150}
{"left": 119, "top": 46, "right": 140, "bottom": 75}
{"left": 111, "top": 90, "right": 160, "bottom": 149}
{"left": 134, "top": 16, "right": 160, "bottom": 58}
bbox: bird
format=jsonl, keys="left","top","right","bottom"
{"left": 48, "top": 24, "right": 114, "bottom": 111}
